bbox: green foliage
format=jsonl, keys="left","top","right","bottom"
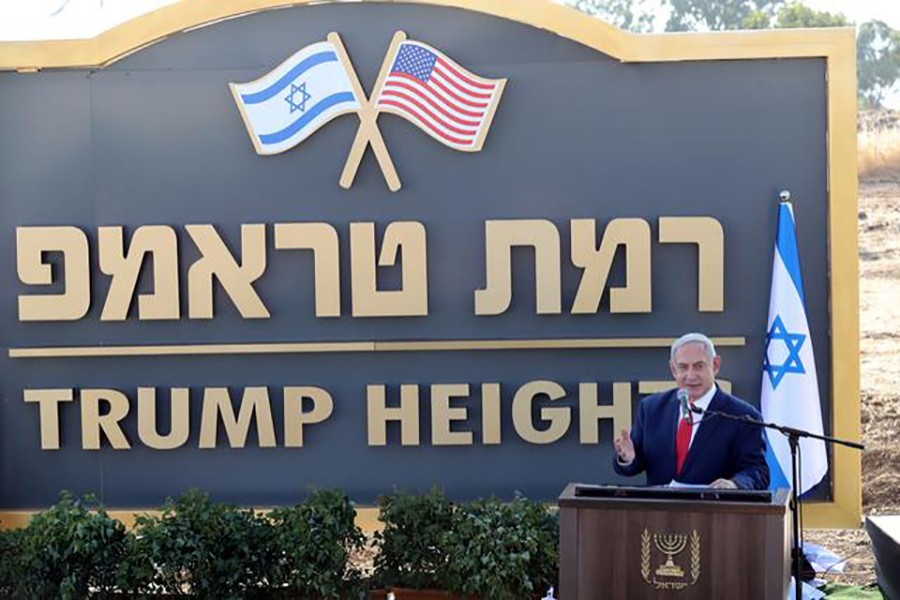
{"left": 373, "top": 488, "right": 455, "bottom": 590}
{"left": 857, "top": 20, "right": 900, "bottom": 108}
{"left": 132, "top": 489, "right": 271, "bottom": 598}
{"left": 566, "top": 0, "right": 900, "bottom": 109}
{"left": 374, "top": 490, "right": 558, "bottom": 598}
{"left": 0, "top": 525, "right": 20, "bottom": 597}
{"left": 2, "top": 488, "right": 561, "bottom": 599}
{"left": 820, "top": 582, "right": 885, "bottom": 598}
{"left": 265, "top": 489, "right": 365, "bottom": 599}
{"left": 774, "top": 2, "right": 850, "bottom": 28}
{"left": 3, "top": 491, "right": 129, "bottom": 600}
{"left": 113, "top": 529, "right": 158, "bottom": 596}
{"left": 128, "top": 488, "right": 364, "bottom": 598}
{"left": 441, "top": 497, "right": 559, "bottom": 600}
{"left": 663, "top": 0, "right": 783, "bottom": 32}
{"left": 741, "top": 10, "right": 771, "bottom": 30}
{"left": 661, "top": 0, "right": 898, "bottom": 109}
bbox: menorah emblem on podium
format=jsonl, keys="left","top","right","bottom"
{"left": 640, "top": 528, "right": 701, "bottom": 590}
{"left": 653, "top": 533, "right": 687, "bottom": 577}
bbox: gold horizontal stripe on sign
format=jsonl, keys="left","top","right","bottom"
{"left": 8, "top": 337, "right": 746, "bottom": 358}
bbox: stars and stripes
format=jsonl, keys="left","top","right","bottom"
{"left": 230, "top": 32, "right": 508, "bottom": 189}
{"left": 375, "top": 40, "right": 505, "bottom": 152}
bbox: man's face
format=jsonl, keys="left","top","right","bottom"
{"left": 669, "top": 342, "right": 721, "bottom": 400}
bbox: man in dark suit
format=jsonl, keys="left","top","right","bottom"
{"left": 613, "top": 333, "right": 769, "bottom": 490}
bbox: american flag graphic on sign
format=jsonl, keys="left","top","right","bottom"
{"left": 375, "top": 40, "right": 506, "bottom": 152}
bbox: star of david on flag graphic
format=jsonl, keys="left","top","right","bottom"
{"left": 230, "top": 39, "right": 361, "bottom": 155}
{"left": 764, "top": 315, "right": 806, "bottom": 388}
{"left": 229, "top": 31, "right": 507, "bottom": 191}
{"left": 761, "top": 201, "right": 828, "bottom": 494}
{"left": 285, "top": 82, "right": 312, "bottom": 114}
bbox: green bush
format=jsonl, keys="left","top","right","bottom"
{"left": 3, "top": 491, "right": 129, "bottom": 600}
{"left": 0, "top": 488, "right": 560, "bottom": 599}
{"left": 112, "top": 526, "right": 160, "bottom": 596}
{"left": 265, "top": 489, "right": 365, "bottom": 599}
{"left": 372, "top": 488, "right": 455, "bottom": 590}
{"left": 441, "top": 496, "right": 558, "bottom": 600}
{"left": 132, "top": 489, "right": 271, "bottom": 598}
{"left": 0, "top": 525, "right": 20, "bottom": 597}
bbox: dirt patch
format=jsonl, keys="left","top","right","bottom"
{"left": 805, "top": 176, "right": 900, "bottom": 588}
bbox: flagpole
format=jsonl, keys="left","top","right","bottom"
{"left": 777, "top": 190, "right": 804, "bottom": 600}
{"left": 759, "top": 188, "right": 833, "bottom": 598}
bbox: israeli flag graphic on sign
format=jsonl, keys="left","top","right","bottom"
{"left": 761, "top": 201, "right": 828, "bottom": 494}
{"left": 230, "top": 40, "right": 360, "bottom": 155}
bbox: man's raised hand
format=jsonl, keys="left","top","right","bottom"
{"left": 614, "top": 428, "right": 635, "bottom": 464}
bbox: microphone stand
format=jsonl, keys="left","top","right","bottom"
{"left": 692, "top": 406, "right": 864, "bottom": 600}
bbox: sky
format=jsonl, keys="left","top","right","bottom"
{"left": 803, "top": 0, "right": 899, "bottom": 30}
{"left": 0, "top": 0, "right": 897, "bottom": 106}
{"left": 0, "top": 0, "right": 898, "bottom": 40}
{"left": 0, "top": 0, "right": 177, "bottom": 40}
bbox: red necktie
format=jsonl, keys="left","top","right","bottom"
{"left": 675, "top": 411, "right": 692, "bottom": 476}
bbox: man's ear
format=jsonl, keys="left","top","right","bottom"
{"left": 712, "top": 355, "right": 722, "bottom": 376}
{"left": 669, "top": 360, "right": 678, "bottom": 379}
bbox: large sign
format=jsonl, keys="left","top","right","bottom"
{"left": 0, "top": 0, "right": 859, "bottom": 526}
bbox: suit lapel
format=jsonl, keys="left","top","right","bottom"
{"left": 681, "top": 389, "right": 722, "bottom": 476}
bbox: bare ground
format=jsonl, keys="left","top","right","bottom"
{"left": 804, "top": 177, "right": 900, "bottom": 587}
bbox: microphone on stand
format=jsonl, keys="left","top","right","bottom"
{"left": 676, "top": 388, "right": 693, "bottom": 425}
{"left": 672, "top": 389, "right": 864, "bottom": 600}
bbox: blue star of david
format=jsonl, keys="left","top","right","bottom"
{"left": 285, "top": 82, "right": 311, "bottom": 114}
{"left": 763, "top": 315, "right": 806, "bottom": 389}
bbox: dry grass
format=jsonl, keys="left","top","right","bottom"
{"left": 806, "top": 179, "right": 900, "bottom": 588}
{"left": 859, "top": 126, "right": 900, "bottom": 180}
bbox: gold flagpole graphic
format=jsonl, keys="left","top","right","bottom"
{"left": 331, "top": 30, "right": 404, "bottom": 192}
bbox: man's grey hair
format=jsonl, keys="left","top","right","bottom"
{"left": 670, "top": 333, "right": 717, "bottom": 361}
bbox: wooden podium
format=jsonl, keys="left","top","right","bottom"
{"left": 558, "top": 483, "right": 791, "bottom": 599}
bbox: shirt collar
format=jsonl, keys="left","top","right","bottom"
{"left": 691, "top": 384, "right": 717, "bottom": 411}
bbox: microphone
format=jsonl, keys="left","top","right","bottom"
{"left": 676, "top": 388, "right": 693, "bottom": 424}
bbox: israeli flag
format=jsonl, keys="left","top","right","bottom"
{"left": 230, "top": 41, "right": 360, "bottom": 155}
{"left": 761, "top": 202, "right": 828, "bottom": 494}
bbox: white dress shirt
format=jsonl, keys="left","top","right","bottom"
{"left": 682, "top": 384, "right": 717, "bottom": 448}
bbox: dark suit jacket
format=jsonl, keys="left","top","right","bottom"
{"left": 612, "top": 387, "right": 770, "bottom": 490}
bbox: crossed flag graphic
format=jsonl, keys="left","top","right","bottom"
{"left": 230, "top": 31, "right": 507, "bottom": 192}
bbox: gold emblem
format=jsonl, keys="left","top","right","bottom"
{"left": 641, "top": 528, "right": 701, "bottom": 590}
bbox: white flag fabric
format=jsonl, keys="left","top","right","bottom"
{"left": 761, "top": 202, "right": 828, "bottom": 494}
{"left": 230, "top": 41, "right": 360, "bottom": 155}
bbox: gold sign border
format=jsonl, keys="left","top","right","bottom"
{"left": 0, "top": 0, "right": 859, "bottom": 529}
{"left": 10, "top": 337, "right": 747, "bottom": 358}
